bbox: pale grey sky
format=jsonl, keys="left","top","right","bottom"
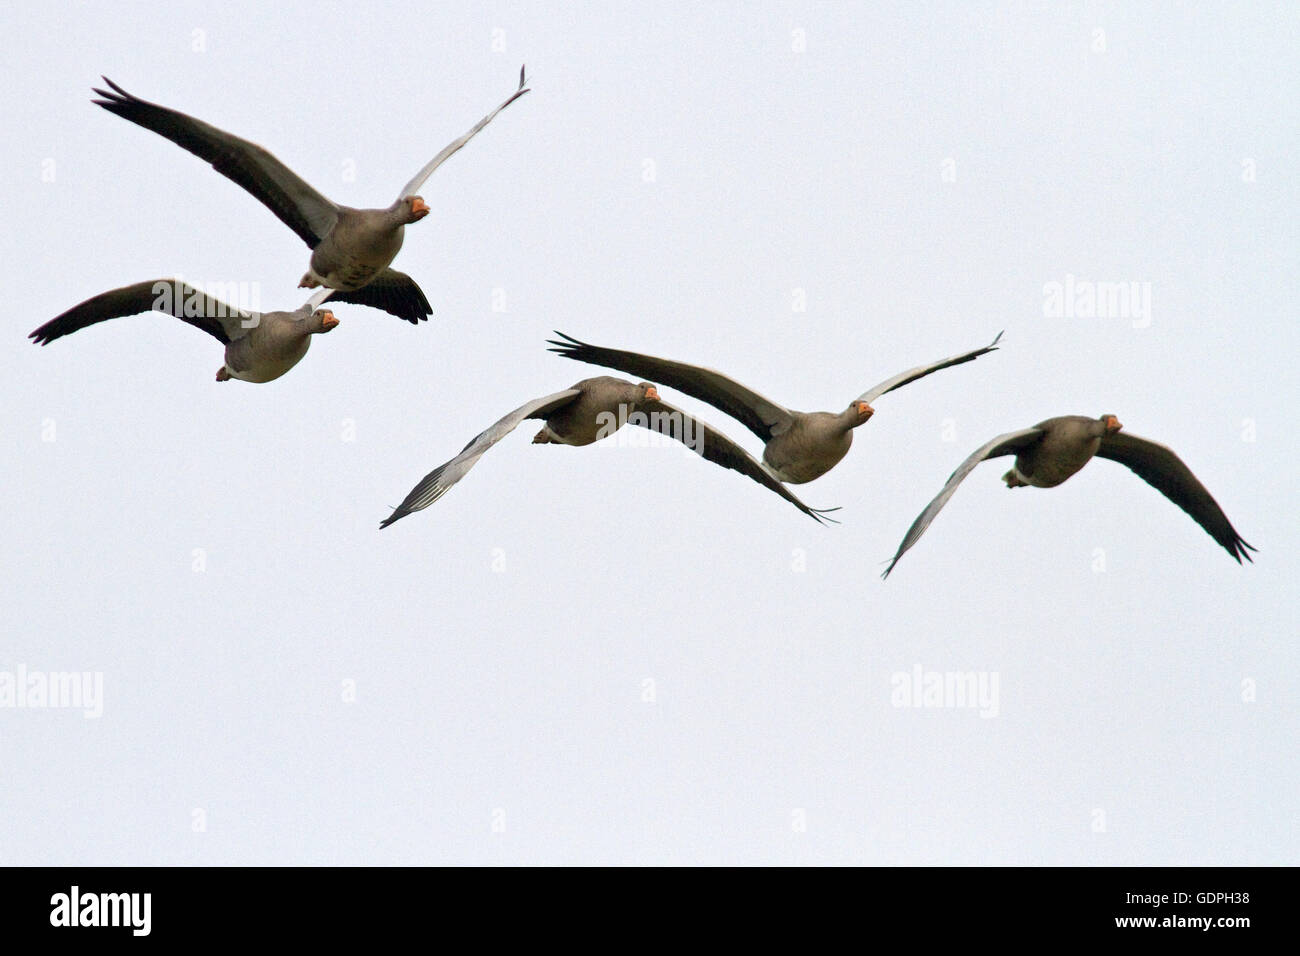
{"left": 2, "top": 1, "right": 1295, "bottom": 865}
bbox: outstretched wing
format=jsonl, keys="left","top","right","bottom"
{"left": 882, "top": 427, "right": 1043, "bottom": 578}
{"left": 30, "top": 279, "right": 254, "bottom": 346}
{"left": 380, "top": 388, "right": 582, "bottom": 528}
{"left": 1096, "top": 432, "right": 1256, "bottom": 563}
{"left": 396, "top": 65, "right": 531, "bottom": 200}
{"left": 856, "top": 332, "right": 1003, "bottom": 405}
{"left": 635, "top": 399, "right": 838, "bottom": 523}
{"left": 549, "top": 331, "right": 794, "bottom": 442}
{"left": 323, "top": 268, "right": 432, "bottom": 323}
{"left": 93, "top": 77, "right": 340, "bottom": 248}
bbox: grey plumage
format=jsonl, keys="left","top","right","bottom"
{"left": 548, "top": 330, "right": 1003, "bottom": 483}
{"left": 882, "top": 414, "right": 1256, "bottom": 578}
{"left": 92, "top": 68, "right": 529, "bottom": 323}
{"left": 381, "top": 377, "right": 839, "bottom": 528}
{"left": 30, "top": 280, "right": 339, "bottom": 384}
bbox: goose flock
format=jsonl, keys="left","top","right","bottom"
{"left": 29, "top": 69, "right": 1256, "bottom": 577}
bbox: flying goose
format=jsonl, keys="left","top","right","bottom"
{"left": 92, "top": 67, "right": 530, "bottom": 323}
{"left": 548, "top": 330, "right": 1003, "bottom": 483}
{"left": 30, "top": 280, "right": 339, "bottom": 383}
{"left": 882, "top": 414, "right": 1256, "bottom": 577}
{"left": 380, "top": 376, "right": 839, "bottom": 527}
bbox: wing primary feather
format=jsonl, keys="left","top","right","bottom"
{"left": 93, "top": 77, "right": 339, "bottom": 248}
{"left": 380, "top": 389, "right": 581, "bottom": 528}
{"left": 881, "top": 427, "right": 1042, "bottom": 578}
{"left": 396, "top": 66, "right": 531, "bottom": 200}
{"left": 1095, "top": 432, "right": 1256, "bottom": 563}
{"left": 29, "top": 279, "right": 243, "bottom": 346}
{"left": 856, "top": 330, "right": 1004, "bottom": 406}
{"left": 325, "top": 269, "right": 432, "bottom": 323}
{"left": 632, "top": 399, "right": 836, "bottom": 523}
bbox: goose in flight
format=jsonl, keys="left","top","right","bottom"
{"left": 30, "top": 280, "right": 339, "bottom": 383}
{"left": 548, "top": 330, "right": 1003, "bottom": 483}
{"left": 380, "top": 376, "right": 839, "bottom": 528}
{"left": 882, "top": 414, "right": 1256, "bottom": 577}
{"left": 92, "top": 67, "right": 530, "bottom": 323}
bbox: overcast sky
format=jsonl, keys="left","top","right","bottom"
{"left": 2, "top": 1, "right": 1295, "bottom": 865}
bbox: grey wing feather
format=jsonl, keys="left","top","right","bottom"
{"left": 549, "top": 331, "right": 794, "bottom": 442}
{"left": 1096, "top": 432, "right": 1256, "bottom": 563}
{"left": 380, "top": 388, "right": 581, "bottom": 528}
{"left": 396, "top": 65, "right": 530, "bottom": 200}
{"left": 856, "top": 331, "right": 1003, "bottom": 405}
{"left": 882, "top": 426, "right": 1042, "bottom": 578}
{"left": 635, "top": 399, "right": 838, "bottom": 523}
{"left": 30, "top": 279, "right": 254, "bottom": 346}
{"left": 93, "top": 77, "right": 339, "bottom": 248}
{"left": 323, "top": 268, "right": 432, "bottom": 323}
{"left": 300, "top": 287, "right": 336, "bottom": 310}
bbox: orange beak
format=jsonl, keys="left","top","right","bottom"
{"left": 1106, "top": 415, "right": 1122, "bottom": 432}
{"left": 410, "top": 197, "right": 430, "bottom": 217}
{"left": 320, "top": 311, "right": 339, "bottom": 330}
{"left": 645, "top": 386, "right": 661, "bottom": 402}
{"left": 858, "top": 402, "right": 874, "bottom": 417}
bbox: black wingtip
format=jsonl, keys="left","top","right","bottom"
{"left": 92, "top": 76, "right": 130, "bottom": 103}
{"left": 807, "top": 505, "right": 842, "bottom": 526}
{"left": 512, "top": 66, "right": 531, "bottom": 99}
{"left": 28, "top": 324, "right": 57, "bottom": 346}
{"left": 547, "top": 331, "right": 585, "bottom": 355}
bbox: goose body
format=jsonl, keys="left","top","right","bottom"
{"left": 1002, "top": 415, "right": 1107, "bottom": 488}
{"left": 302, "top": 204, "right": 414, "bottom": 291}
{"left": 764, "top": 411, "right": 858, "bottom": 483}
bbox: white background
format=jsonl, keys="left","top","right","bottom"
{"left": 1, "top": 1, "right": 1295, "bottom": 864}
